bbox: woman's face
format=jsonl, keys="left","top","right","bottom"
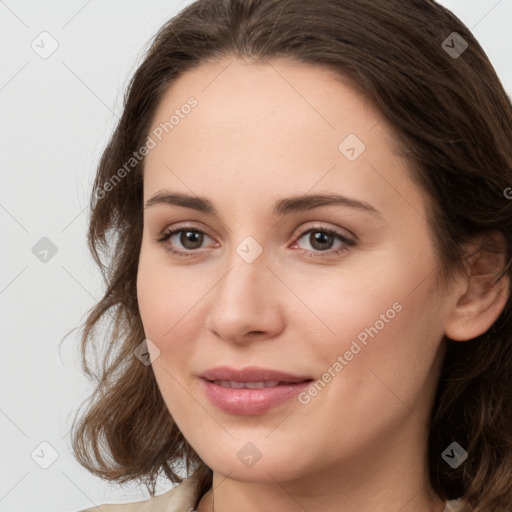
{"left": 137, "top": 58, "right": 452, "bottom": 484}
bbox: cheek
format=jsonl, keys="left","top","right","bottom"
{"left": 136, "top": 254, "right": 168, "bottom": 340}
{"left": 136, "top": 255, "right": 200, "bottom": 414}
{"left": 281, "top": 258, "right": 406, "bottom": 355}
{"left": 289, "top": 256, "right": 444, "bottom": 410}
{"left": 136, "top": 249, "right": 219, "bottom": 408}
{"left": 136, "top": 244, "right": 205, "bottom": 341}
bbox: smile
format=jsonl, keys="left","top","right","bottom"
{"left": 200, "top": 378, "right": 313, "bottom": 415}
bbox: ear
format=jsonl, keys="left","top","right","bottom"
{"left": 444, "top": 231, "right": 510, "bottom": 342}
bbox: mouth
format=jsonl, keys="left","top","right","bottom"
{"left": 200, "top": 365, "right": 313, "bottom": 383}
{"left": 198, "top": 366, "right": 314, "bottom": 415}
{"left": 208, "top": 380, "right": 309, "bottom": 388}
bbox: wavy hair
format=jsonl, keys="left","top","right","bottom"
{"left": 70, "top": 1, "right": 512, "bottom": 510}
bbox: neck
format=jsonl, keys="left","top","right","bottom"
{"left": 197, "top": 430, "right": 446, "bottom": 512}
{"left": 200, "top": 476, "right": 445, "bottom": 512}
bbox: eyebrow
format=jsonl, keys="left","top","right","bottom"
{"left": 144, "top": 191, "right": 381, "bottom": 216}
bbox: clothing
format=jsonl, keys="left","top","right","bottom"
{"left": 80, "top": 472, "right": 468, "bottom": 512}
{"left": 80, "top": 472, "right": 201, "bottom": 512}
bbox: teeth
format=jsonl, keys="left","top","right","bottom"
{"left": 213, "top": 380, "right": 281, "bottom": 388}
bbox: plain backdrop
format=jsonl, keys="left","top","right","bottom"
{"left": 1, "top": 1, "right": 511, "bottom": 511}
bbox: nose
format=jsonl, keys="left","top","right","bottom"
{"left": 204, "top": 251, "right": 285, "bottom": 344}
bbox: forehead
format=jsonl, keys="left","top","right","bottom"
{"left": 143, "top": 58, "right": 425, "bottom": 221}
{"left": 147, "top": 57, "right": 385, "bottom": 150}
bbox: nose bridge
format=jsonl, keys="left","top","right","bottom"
{"left": 205, "top": 239, "right": 284, "bottom": 341}
{"left": 215, "top": 227, "right": 270, "bottom": 303}
{"left": 214, "top": 247, "right": 268, "bottom": 316}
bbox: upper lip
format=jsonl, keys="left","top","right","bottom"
{"left": 200, "top": 366, "right": 313, "bottom": 383}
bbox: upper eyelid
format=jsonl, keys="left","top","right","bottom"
{"left": 159, "top": 221, "right": 214, "bottom": 239}
{"left": 293, "top": 223, "right": 354, "bottom": 240}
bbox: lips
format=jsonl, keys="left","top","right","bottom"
{"left": 200, "top": 365, "right": 312, "bottom": 384}
{"left": 199, "top": 366, "right": 314, "bottom": 415}
{"left": 211, "top": 380, "right": 281, "bottom": 388}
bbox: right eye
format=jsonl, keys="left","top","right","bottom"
{"left": 155, "top": 227, "right": 217, "bottom": 257}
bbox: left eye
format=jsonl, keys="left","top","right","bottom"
{"left": 293, "top": 228, "right": 354, "bottom": 253}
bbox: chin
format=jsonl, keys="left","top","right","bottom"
{"left": 193, "top": 439, "right": 312, "bottom": 484}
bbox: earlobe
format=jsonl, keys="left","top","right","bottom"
{"left": 444, "top": 232, "right": 510, "bottom": 342}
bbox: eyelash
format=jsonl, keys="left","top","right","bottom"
{"left": 154, "top": 224, "right": 356, "bottom": 260}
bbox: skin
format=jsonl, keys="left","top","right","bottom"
{"left": 136, "top": 57, "right": 509, "bottom": 512}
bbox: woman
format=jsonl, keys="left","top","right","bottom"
{"left": 72, "top": 1, "right": 512, "bottom": 511}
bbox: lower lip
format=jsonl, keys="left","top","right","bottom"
{"left": 199, "top": 378, "right": 312, "bottom": 415}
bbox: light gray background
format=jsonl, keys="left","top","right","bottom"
{"left": 1, "top": 1, "right": 511, "bottom": 511}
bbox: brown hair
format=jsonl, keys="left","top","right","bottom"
{"left": 69, "top": 1, "right": 512, "bottom": 510}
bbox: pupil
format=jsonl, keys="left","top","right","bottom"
{"left": 311, "top": 231, "right": 333, "bottom": 251}
{"left": 181, "top": 231, "right": 203, "bottom": 249}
